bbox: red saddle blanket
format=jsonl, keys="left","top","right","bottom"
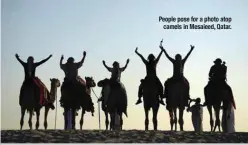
{"left": 32, "top": 77, "right": 49, "bottom": 106}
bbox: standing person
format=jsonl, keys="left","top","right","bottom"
{"left": 221, "top": 101, "right": 235, "bottom": 133}
{"left": 15, "top": 54, "right": 53, "bottom": 107}
{"left": 135, "top": 46, "right": 165, "bottom": 105}
{"left": 187, "top": 98, "right": 204, "bottom": 132}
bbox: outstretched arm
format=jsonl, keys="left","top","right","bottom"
{"left": 155, "top": 49, "right": 163, "bottom": 64}
{"left": 183, "top": 45, "right": 194, "bottom": 63}
{"left": 135, "top": 47, "right": 147, "bottom": 64}
{"left": 15, "top": 54, "right": 25, "bottom": 66}
{"left": 120, "top": 59, "right": 130, "bottom": 72}
{"left": 60, "top": 55, "right": 65, "bottom": 70}
{"left": 160, "top": 45, "right": 174, "bottom": 62}
{"left": 102, "top": 61, "right": 112, "bottom": 72}
{"left": 35, "top": 54, "right": 52, "bottom": 67}
{"left": 76, "top": 51, "right": 86, "bottom": 68}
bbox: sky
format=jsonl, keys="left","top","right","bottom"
{"left": 1, "top": 0, "right": 248, "bottom": 131}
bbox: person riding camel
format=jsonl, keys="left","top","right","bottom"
{"left": 15, "top": 54, "right": 53, "bottom": 108}
{"left": 135, "top": 44, "right": 165, "bottom": 105}
{"left": 204, "top": 58, "right": 235, "bottom": 108}
{"left": 101, "top": 59, "right": 129, "bottom": 93}
{"left": 60, "top": 51, "right": 94, "bottom": 113}
{"left": 161, "top": 43, "right": 194, "bottom": 100}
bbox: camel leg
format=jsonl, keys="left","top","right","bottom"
{"left": 179, "top": 107, "right": 185, "bottom": 131}
{"left": 80, "top": 109, "right": 85, "bottom": 130}
{"left": 169, "top": 110, "right": 174, "bottom": 131}
{"left": 64, "top": 108, "right": 68, "bottom": 130}
{"left": 20, "top": 106, "right": 26, "bottom": 130}
{"left": 213, "top": 105, "right": 221, "bottom": 132}
{"left": 173, "top": 108, "right": 177, "bottom": 131}
{"left": 44, "top": 106, "right": 49, "bottom": 130}
{"left": 71, "top": 109, "right": 76, "bottom": 130}
{"left": 110, "top": 112, "right": 116, "bottom": 130}
{"left": 105, "top": 111, "right": 109, "bottom": 130}
{"left": 119, "top": 113, "right": 123, "bottom": 130}
{"left": 28, "top": 109, "right": 34, "bottom": 130}
{"left": 35, "top": 108, "right": 41, "bottom": 130}
{"left": 152, "top": 106, "right": 159, "bottom": 131}
{"left": 144, "top": 108, "right": 149, "bottom": 131}
{"left": 207, "top": 105, "right": 214, "bottom": 131}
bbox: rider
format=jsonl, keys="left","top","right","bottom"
{"left": 15, "top": 54, "right": 53, "bottom": 107}
{"left": 60, "top": 51, "right": 93, "bottom": 111}
{"left": 204, "top": 58, "right": 235, "bottom": 108}
{"left": 135, "top": 46, "right": 165, "bottom": 105}
{"left": 102, "top": 59, "right": 129, "bottom": 89}
{"left": 162, "top": 44, "right": 194, "bottom": 100}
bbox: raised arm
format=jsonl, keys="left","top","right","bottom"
{"left": 135, "top": 47, "right": 147, "bottom": 64}
{"left": 15, "top": 54, "right": 25, "bottom": 66}
{"left": 160, "top": 45, "right": 174, "bottom": 62}
{"left": 120, "top": 59, "right": 130, "bottom": 72}
{"left": 60, "top": 55, "right": 65, "bottom": 70}
{"left": 155, "top": 49, "right": 163, "bottom": 64}
{"left": 182, "top": 45, "right": 194, "bottom": 63}
{"left": 76, "top": 51, "right": 86, "bottom": 69}
{"left": 35, "top": 54, "right": 52, "bottom": 67}
{"left": 102, "top": 61, "right": 112, "bottom": 72}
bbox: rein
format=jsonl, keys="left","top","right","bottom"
{"left": 91, "top": 88, "right": 101, "bottom": 130}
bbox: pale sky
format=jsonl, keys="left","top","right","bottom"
{"left": 1, "top": 0, "right": 248, "bottom": 131}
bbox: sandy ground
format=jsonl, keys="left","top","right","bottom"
{"left": 1, "top": 130, "right": 248, "bottom": 143}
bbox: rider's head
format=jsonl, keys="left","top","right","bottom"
{"left": 175, "top": 54, "right": 182, "bottom": 61}
{"left": 27, "top": 56, "right": 34, "bottom": 63}
{"left": 112, "top": 61, "right": 120, "bottom": 68}
{"left": 196, "top": 98, "right": 201, "bottom": 104}
{"left": 214, "top": 58, "right": 222, "bottom": 65}
{"left": 147, "top": 54, "right": 155, "bottom": 62}
{"left": 67, "top": 57, "right": 74, "bottom": 64}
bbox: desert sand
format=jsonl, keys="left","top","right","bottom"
{"left": 1, "top": 130, "right": 248, "bottom": 143}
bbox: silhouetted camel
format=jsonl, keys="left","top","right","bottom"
{"left": 79, "top": 76, "right": 96, "bottom": 130}
{"left": 142, "top": 77, "right": 161, "bottom": 130}
{"left": 97, "top": 78, "right": 112, "bottom": 130}
{"left": 19, "top": 78, "right": 60, "bottom": 130}
{"left": 165, "top": 81, "right": 189, "bottom": 131}
{"left": 204, "top": 80, "right": 234, "bottom": 132}
{"left": 97, "top": 78, "right": 127, "bottom": 130}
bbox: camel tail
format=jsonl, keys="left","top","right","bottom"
{"left": 124, "top": 111, "right": 128, "bottom": 117}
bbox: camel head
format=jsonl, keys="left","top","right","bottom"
{"left": 50, "top": 78, "right": 61, "bottom": 88}
{"left": 85, "top": 76, "right": 96, "bottom": 88}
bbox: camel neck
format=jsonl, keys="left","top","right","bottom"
{"left": 50, "top": 84, "right": 57, "bottom": 98}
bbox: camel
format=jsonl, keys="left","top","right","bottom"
{"left": 79, "top": 76, "right": 96, "bottom": 130}
{"left": 204, "top": 81, "right": 234, "bottom": 132}
{"left": 19, "top": 78, "right": 60, "bottom": 130}
{"left": 97, "top": 78, "right": 127, "bottom": 130}
{"left": 97, "top": 79, "right": 111, "bottom": 130}
{"left": 142, "top": 77, "right": 161, "bottom": 131}
{"left": 60, "top": 76, "right": 95, "bottom": 130}
{"left": 165, "top": 81, "right": 190, "bottom": 131}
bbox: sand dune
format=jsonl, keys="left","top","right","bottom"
{"left": 1, "top": 130, "right": 248, "bottom": 143}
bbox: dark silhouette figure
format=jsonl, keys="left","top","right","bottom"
{"left": 60, "top": 51, "right": 93, "bottom": 130}
{"left": 100, "top": 59, "right": 129, "bottom": 130}
{"left": 204, "top": 58, "right": 235, "bottom": 132}
{"left": 135, "top": 44, "right": 164, "bottom": 131}
{"left": 160, "top": 41, "right": 194, "bottom": 131}
{"left": 79, "top": 76, "right": 96, "bottom": 130}
{"left": 187, "top": 98, "right": 204, "bottom": 132}
{"left": 97, "top": 78, "right": 112, "bottom": 130}
{"left": 15, "top": 54, "right": 58, "bottom": 130}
